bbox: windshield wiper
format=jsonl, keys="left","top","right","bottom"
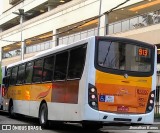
{"left": 102, "top": 42, "right": 112, "bottom": 66}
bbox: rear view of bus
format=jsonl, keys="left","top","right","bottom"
{"left": 87, "top": 37, "right": 156, "bottom": 124}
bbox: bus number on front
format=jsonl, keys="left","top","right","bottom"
{"left": 138, "top": 48, "right": 148, "bottom": 56}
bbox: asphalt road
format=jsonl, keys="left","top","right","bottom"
{"left": 0, "top": 111, "right": 159, "bottom": 133}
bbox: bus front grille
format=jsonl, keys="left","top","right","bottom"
{"left": 114, "top": 118, "right": 131, "bottom": 122}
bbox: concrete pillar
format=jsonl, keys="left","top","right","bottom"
{"left": 97, "top": 0, "right": 102, "bottom": 36}
{"left": 52, "top": 29, "right": 58, "bottom": 47}
{"left": 0, "top": 47, "right": 2, "bottom": 62}
{"left": 20, "top": 15, "right": 25, "bottom": 60}
{"left": 98, "top": 15, "right": 106, "bottom": 36}
{"left": 105, "top": 13, "right": 109, "bottom": 35}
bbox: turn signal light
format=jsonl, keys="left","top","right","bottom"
{"left": 90, "top": 88, "right": 96, "bottom": 93}
{"left": 146, "top": 90, "right": 155, "bottom": 113}
{"left": 151, "top": 94, "right": 154, "bottom": 98}
{"left": 91, "top": 94, "right": 96, "bottom": 99}
{"left": 2, "top": 86, "right": 6, "bottom": 97}
{"left": 88, "top": 83, "right": 98, "bottom": 110}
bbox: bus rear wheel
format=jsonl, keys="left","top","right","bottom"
{"left": 39, "top": 103, "right": 49, "bottom": 128}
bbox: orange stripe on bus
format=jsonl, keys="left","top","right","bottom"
{"left": 95, "top": 70, "right": 152, "bottom": 114}
{"left": 36, "top": 88, "right": 51, "bottom": 100}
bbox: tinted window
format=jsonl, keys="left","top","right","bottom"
{"left": 43, "top": 56, "right": 54, "bottom": 82}
{"left": 33, "top": 59, "right": 43, "bottom": 82}
{"left": 25, "top": 62, "right": 33, "bottom": 83}
{"left": 54, "top": 52, "right": 68, "bottom": 80}
{"left": 17, "top": 64, "right": 25, "bottom": 84}
{"left": 7, "top": 68, "right": 11, "bottom": 76}
{"left": 98, "top": 40, "right": 152, "bottom": 72}
{"left": 67, "top": 45, "right": 86, "bottom": 79}
{"left": 10, "top": 67, "right": 18, "bottom": 85}
{"left": 6, "top": 68, "right": 11, "bottom": 86}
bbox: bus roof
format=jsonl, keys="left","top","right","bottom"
{"left": 6, "top": 36, "right": 155, "bottom": 68}
{"left": 7, "top": 36, "right": 92, "bottom": 68}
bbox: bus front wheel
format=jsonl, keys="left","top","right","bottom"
{"left": 39, "top": 103, "right": 49, "bottom": 128}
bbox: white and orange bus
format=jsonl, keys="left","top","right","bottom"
{"left": 2, "top": 36, "right": 157, "bottom": 129}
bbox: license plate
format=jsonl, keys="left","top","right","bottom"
{"left": 117, "top": 106, "right": 129, "bottom": 112}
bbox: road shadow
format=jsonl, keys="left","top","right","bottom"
{"left": 46, "top": 123, "right": 105, "bottom": 133}
{"left": 0, "top": 111, "right": 8, "bottom": 116}
{"left": 0, "top": 112, "right": 106, "bottom": 133}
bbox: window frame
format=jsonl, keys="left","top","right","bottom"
{"left": 6, "top": 43, "right": 87, "bottom": 85}
{"left": 42, "top": 55, "right": 55, "bottom": 83}
{"left": 95, "top": 37, "right": 155, "bottom": 77}
{"left": 7, "top": 68, "right": 12, "bottom": 86}
{"left": 25, "top": 61, "right": 34, "bottom": 84}
{"left": 10, "top": 66, "right": 18, "bottom": 86}
{"left": 67, "top": 44, "right": 87, "bottom": 80}
{"left": 16, "top": 63, "right": 26, "bottom": 85}
{"left": 32, "top": 58, "right": 44, "bottom": 83}
{"left": 53, "top": 51, "right": 69, "bottom": 82}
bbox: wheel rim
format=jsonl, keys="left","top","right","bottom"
{"left": 40, "top": 107, "right": 46, "bottom": 124}
{"left": 10, "top": 105, "right": 14, "bottom": 115}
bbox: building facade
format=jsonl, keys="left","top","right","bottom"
{"left": 0, "top": 0, "right": 148, "bottom": 65}
{"left": 0, "top": 0, "right": 160, "bottom": 113}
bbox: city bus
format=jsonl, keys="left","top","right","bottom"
{"left": 2, "top": 36, "right": 157, "bottom": 129}
{"left": 0, "top": 64, "right": 5, "bottom": 109}
{"left": 0, "top": 63, "right": 2, "bottom": 109}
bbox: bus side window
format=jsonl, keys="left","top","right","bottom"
{"left": 67, "top": 45, "right": 87, "bottom": 79}
{"left": 10, "top": 66, "right": 18, "bottom": 85}
{"left": 33, "top": 59, "right": 43, "bottom": 83}
{"left": 54, "top": 52, "right": 68, "bottom": 81}
{"left": 17, "top": 64, "right": 25, "bottom": 84}
{"left": 7, "top": 68, "right": 11, "bottom": 77}
{"left": 3, "top": 68, "right": 11, "bottom": 87}
{"left": 25, "top": 62, "right": 34, "bottom": 84}
{"left": 43, "top": 56, "right": 54, "bottom": 82}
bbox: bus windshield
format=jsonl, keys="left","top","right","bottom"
{"left": 97, "top": 40, "right": 153, "bottom": 73}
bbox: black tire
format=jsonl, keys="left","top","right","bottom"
{"left": 39, "top": 103, "right": 49, "bottom": 128}
{"left": 8, "top": 101, "right": 16, "bottom": 118}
